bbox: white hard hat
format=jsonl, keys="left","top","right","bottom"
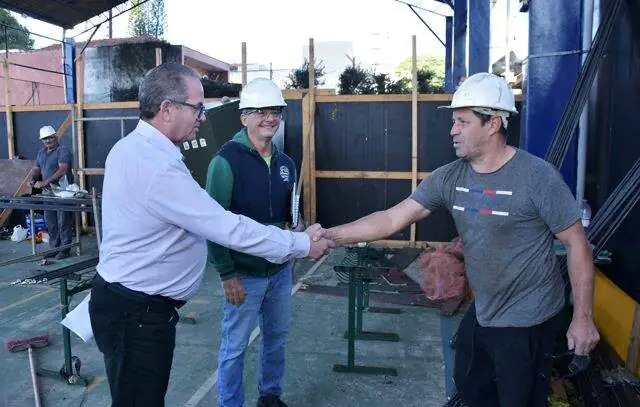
{"left": 439, "top": 73, "right": 518, "bottom": 115}
{"left": 239, "top": 78, "right": 287, "bottom": 110}
{"left": 39, "top": 125, "right": 56, "bottom": 139}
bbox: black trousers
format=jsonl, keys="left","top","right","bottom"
{"left": 453, "top": 303, "right": 564, "bottom": 407}
{"left": 89, "top": 275, "right": 183, "bottom": 407}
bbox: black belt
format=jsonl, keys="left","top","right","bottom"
{"left": 94, "top": 274, "right": 186, "bottom": 309}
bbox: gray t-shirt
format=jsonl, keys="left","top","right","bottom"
{"left": 411, "top": 148, "right": 580, "bottom": 327}
{"left": 36, "top": 145, "right": 74, "bottom": 185}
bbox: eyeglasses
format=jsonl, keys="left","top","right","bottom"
{"left": 170, "top": 100, "right": 206, "bottom": 118}
{"left": 242, "top": 107, "right": 284, "bottom": 120}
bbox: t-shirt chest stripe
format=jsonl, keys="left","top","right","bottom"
{"left": 453, "top": 184, "right": 512, "bottom": 217}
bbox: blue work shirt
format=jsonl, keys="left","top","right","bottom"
{"left": 35, "top": 144, "right": 74, "bottom": 185}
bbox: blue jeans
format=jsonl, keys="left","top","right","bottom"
{"left": 217, "top": 263, "right": 292, "bottom": 407}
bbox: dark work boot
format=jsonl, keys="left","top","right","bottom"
{"left": 257, "top": 394, "right": 288, "bottom": 407}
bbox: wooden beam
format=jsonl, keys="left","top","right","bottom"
{"left": 370, "top": 239, "right": 440, "bottom": 249}
{"left": 301, "top": 93, "right": 311, "bottom": 223}
{"left": 76, "top": 168, "right": 105, "bottom": 176}
{"left": 315, "top": 94, "right": 453, "bottom": 103}
{"left": 84, "top": 101, "right": 140, "bottom": 110}
{"left": 75, "top": 54, "right": 88, "bottom": 230}
{"left": 626, "top": 304, "right": 640, "bottom": 372}
{"left": 5, "top": 103, "right": 72, "bottom": 112}
{"left": 410, "top": 35, "right": 418, "bottom": 244}
{"left": 155, "top": 47, "right": 163, "bottom": 66}
{"left": 54, "top": 112, "right": 72, "bottom": 142}
{"left": 315, "top": 170, "right": 429, "bottom": 180}
{"left": 3, "top": 59, "right": 14, "bottom": 158}
{"left": 308, "top": 38, "right": 317, "bottom": 224}
{"left": 241, "top": 42, "right": 247, "bottom": 87}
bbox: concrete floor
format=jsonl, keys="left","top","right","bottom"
{"left": 0, "top": 236, "right": 458, "bottom": 407}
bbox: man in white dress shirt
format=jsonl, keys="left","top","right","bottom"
{"left": 89, "top": 62, "right": 332, "bottom": 407}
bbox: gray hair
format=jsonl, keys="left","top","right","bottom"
{"left": 138, "top": 62, "right": 200, "bottom": 119}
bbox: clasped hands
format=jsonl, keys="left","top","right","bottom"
{"left": 304, "top": 223, "right": 338, "bottom": 261}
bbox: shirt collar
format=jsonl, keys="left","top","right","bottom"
{"left": 135, "top": 119, "right": 184, "bottom": 161}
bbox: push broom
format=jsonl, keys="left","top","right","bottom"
{"left": 6, "top": 333, "right": 50, "bottom": 407}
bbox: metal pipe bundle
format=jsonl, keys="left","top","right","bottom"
{"left": 544, "top": 0, "right": 622, "bottom": 168}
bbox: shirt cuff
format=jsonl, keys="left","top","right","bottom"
{"left": 291, "top": 231, "right": 311, "bottom": 258}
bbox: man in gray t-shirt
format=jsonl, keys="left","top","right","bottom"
{"left": 31, "top": 125, "right": 74, "bottom": 259}
{"left": 316, "top": 73, "right": 600, "bottom": 406}
{"left": 411, "top": 149, "right": 578, "bottom": 328}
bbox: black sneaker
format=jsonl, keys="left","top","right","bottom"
{"left": 257, "top": 394, "right": 288, "bottom": 407}
{"left": 55, "top": 251, "right": 70, "bottom": 260}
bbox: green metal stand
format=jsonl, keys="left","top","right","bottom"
{"left": 342, "top": 278, "right": 400, "bottom": 342}
{"left": 333, "top": 266, "right": 398, "bottom": 376}
{"left": 38, "top": 276, "right": 92, "bottom": 385}
{"left": 361, "top": 280, "right": 402, "bottom": 315}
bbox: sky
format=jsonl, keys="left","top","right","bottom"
{"left": 13, "top": 0, "right": 529, "bottom": 87}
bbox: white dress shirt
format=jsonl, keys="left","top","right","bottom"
{"left": 97, "top": 120, "right": 310, "bottom": 300}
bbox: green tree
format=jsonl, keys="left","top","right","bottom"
{"left": 338, "top": 64, "right": 375, "bottom": 95}
{"left": 395, "top": 55, "right": 445, "bottom": 93}
{"left": 0, "top": 9, "right": 34, "bottom": 50}
{"left": 285, "top": 59, "right": 326, "bottom": 89}
{"left": 128, "top": 0, "right": 167, "bottom": 39}
{"left": 372, "top": 73, "right": 389, "bottom": 94}
{"left": 386, "top": 78, "right": 411, "bottom": 94}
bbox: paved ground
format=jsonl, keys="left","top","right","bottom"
{"left": 0, "top": 236, "right": 460, "bottom": 407}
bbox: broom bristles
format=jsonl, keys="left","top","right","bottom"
{"left": 6, "top": 334, "right": 50, "bottom": 353}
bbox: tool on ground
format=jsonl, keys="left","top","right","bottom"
{"left": 7, "top": 333, "right": 50, "bottom": 407}
{"left": 550, "top": 349, "right": 592, "bottom": 379}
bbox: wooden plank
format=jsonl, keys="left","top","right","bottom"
{"left": 316, "top": 94, "right": 451, "bottom": 103}
{"left": 241, "top": 42, "right": 247, "bottom": 87}
{"left": 371, "top": 239, "right": 441, "bottom": 249}
{"left": 283, "top": 89, "right": 334, "bottom": 101}
{"left": 626, "top": 303, "right": 640, "bottom": 372}
{"left": 0, "top": 159, "right": 35, "bottom": 228}
{"left": 76, "top": 168, "right": 105, "bottom": 176}
{"left": 315, "top": 170, "right": 429, "bottom": 180}
{"left": 301, "top": 93, "right": 311, "bottom": 222}
{"left": 76, "top": 54, "right": 88, "bottom": 230}
{"left": 53, "top": 112, "right": 72, "bottom": 142}
{"left": 282, "top": 90, "right": 304, "bottom": 100}
{"left": 308, "top": 38, "right": 317, "bottom": 224}
{"left": 314, "top": 93, "right": 520, "bottom": 103}
{"left": 410, "top": 35, "right": 418, "bottom": 244}
{"left": 84, "top": 101, "right": 139, "bottom": 110}
{"left": 1, "top": 103, "right": 72, "bottom": 112}
{"left": 3, "top": 59, "right": 15, "bottom": 159}
{"left": 155, "top": 47, "right": 162, "bottom": 66}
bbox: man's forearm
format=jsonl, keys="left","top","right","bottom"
{"left": 327, "top": 211, "right": 396, "bottom": 246}
{"left": 43, "top": 167, "right": 67, "bottom": 185}
{"left": 567, "top": 240, "right": 596, "bottom": 321}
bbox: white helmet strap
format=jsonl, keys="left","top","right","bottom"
{"left": 471, "top": 107, "right": 510, "bottom": 130}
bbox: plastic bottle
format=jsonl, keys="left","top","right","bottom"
{"left": 580, "top": 199, "right": 592, "bottom": 229}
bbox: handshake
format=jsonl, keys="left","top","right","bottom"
{"left": 303, "top": 223, "right": 337, "bottom": 261}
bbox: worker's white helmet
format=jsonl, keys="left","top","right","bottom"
{"left": 439, "top": 72, "right": 518, "bottom": 114}
{"left": 239, "top": 78, "right": 287, "bottom": 109}
{"left": 39, "top": 125, "right": 56, "bottom": 140}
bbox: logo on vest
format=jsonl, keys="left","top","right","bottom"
{"left": 279, "top": 166, "right": 290, "bottom": 182}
